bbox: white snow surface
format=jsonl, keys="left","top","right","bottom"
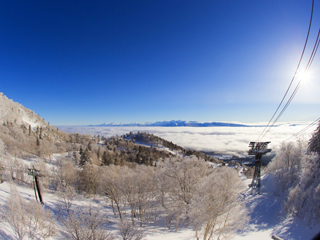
{"left": 234, "top": 174, "right": 319, "bottom": 240}
{"left": 0, "top": 154, "right": 319, "bottom": 239}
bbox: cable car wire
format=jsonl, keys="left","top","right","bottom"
{"left": 257, "top": 0, "right": 315, "bottom": 142}
{"left": 259, "top": 29, "right": 320, "bottom": 141}
{"left": 284, "top": 117, "right": 320, "bottom": 142}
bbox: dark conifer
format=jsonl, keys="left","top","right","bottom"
{"left": 308, "top": 121, "right": 320, "bottom": 154}
{"left": 79, "top": 148, "right": 91, "bottom": 167}
{"left": 87, "top": 142, "right": 92, "bottom": 151}
{"left": 102, "top": 151, "right": 108, "bottom": 165}
{"left": 39, "top": 127, "right": 42, "bottom": 139}
{"left": 73, "top": 151, "right": 78, "bottom": 163}
{"left": 97, "top": 147, "right": 101, "bottom": 160}
{"left": 79, "top": 146, "right": 83, "bottom": 155}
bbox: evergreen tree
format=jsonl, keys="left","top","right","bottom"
{"left": 73, "top": 151, "right": 78, "bottom": 164}
{"left": 79, "top": 146, "right": 83, "bottom": 155}
{"left": 87, "top": 142, "right": 92, "bottom": 151}
{"left": 97, "top": 147, "right": 101, "bottom": 160}
{"left": 79, "top": 148, "right": 91, "bottom": 167}
{"left": 39, "top": 127, "right": 43, "bottom": 139}
{"left": 308, "top": 121, "right": 320, "bottom": 154}
{"left": 102, "top": 151, "right": 110, "bottom": 165}
{"left": 36, "top": 137, "right": 40, "bottom": 147}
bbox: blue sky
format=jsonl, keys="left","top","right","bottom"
{"left": 1, "top": 0, "right": 319, "bottom": 125}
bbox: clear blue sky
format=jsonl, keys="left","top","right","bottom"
{"left": 1, "top": 0, "right": 319, "bottom": 125}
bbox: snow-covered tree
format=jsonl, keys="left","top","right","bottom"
{"left": 268, "top": 141, "right": 304, "bottom": 195}
{"left": 308, "top": 121, "right": 320, "bottom": 154}
{"left": 118, "top": 220, "right": 145, "bottom": 240}
{"left": 159, "top": 155, "right": 211, "bottom": 230}
{"left": 101, "top": 165, "right": 124, "bottom": 221}
{"left": 134, "top": 165, "right": 157, "bottom": 226}
{"left": 0, "top": 138, "right": 6, "bottom": 155}
{"left": 2, "top": 186, "right": 56, "bottom": 240}
{"left": 190, "top": 167, "right": 248, "bottom": 240}
{"left": 78, "top": 162, "right": 102, "bottom": 195}
{"left": 58, "top": 187, "right": 113, "bottom": 240}
{"left": 268, "top": 128, "right": 320, "bottom": 226}
{"left": 51, "top": 157, "right": 77, "bottom": 191}
{"left": 285, "top": 153, "right": 320, "bottom": 226}
{"left": 0, "top": 138, "right": 6, "bottom": 183}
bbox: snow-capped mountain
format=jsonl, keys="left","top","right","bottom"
{"left": 0, "top": 92, "right": 47, "bottom": 128}
{"left": 94, "top": 120, "right": 250, "bottom": 127}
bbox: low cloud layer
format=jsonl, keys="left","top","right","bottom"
{"left": 58, "top": 123, "right": 314, "bottom": 154}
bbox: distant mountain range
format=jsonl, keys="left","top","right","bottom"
{"left": 91, "top": 120, "right": 254, "bottom": 127}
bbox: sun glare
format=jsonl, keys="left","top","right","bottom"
{"left": 296, "top": 69, "right": 311, "bottom": 82}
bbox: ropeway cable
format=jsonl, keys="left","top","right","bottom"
{"left": 284, "top": 118, "right": 320, "bottom": 142}
{"left": 256, "top": 0, "right": 315, "bottom": 143}
{"left": 259, "top": 28, "right": 320, "bottom": 141}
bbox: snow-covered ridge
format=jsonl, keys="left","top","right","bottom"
{"left": 0, "top": 92, "right": 47, "bottom": 128}
{"left": 93, "top": 120, "right": 252, "bottom": 127}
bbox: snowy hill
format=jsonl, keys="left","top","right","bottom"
{"left": 0, "top": 92, "right": 47, "bottom": 128}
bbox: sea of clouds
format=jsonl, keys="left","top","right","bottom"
{"left": 58, "top": 122, "right": 314, "bottom": 155}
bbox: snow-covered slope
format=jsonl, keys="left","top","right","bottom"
{"left": 234, "top": 174, "right": 320, "bottom": 240}
{"left": 0, "top": 160, "right": 318, "bottom": 239}
{"left": 0, "top": 93, "right": 47, "bottom": 128}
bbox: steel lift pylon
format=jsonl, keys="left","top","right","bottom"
{"left": 248, "top": 142, "right": 271, "bottom": 193}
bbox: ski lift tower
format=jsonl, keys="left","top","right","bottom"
{"left": 248, "top": 142, "right": 271, "bottom": 193}
{"left": 28, "top": 165, "right": 44, "bottom": 204}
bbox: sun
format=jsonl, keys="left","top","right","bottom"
{"left": 296, "top": 69, "right": 311, "bottom": 82}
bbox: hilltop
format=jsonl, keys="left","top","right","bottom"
{"left": 0, "top": 92, "right": 46, "bottom": 128}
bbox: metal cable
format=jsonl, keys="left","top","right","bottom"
{"left": 259, "top": 28, "right": 320, "bottom": 140}
{"left": 285, "top": 118, "right": 320, "bottom": 141}
{"left": 257, "top": 0, "right": 315, "bottom": 142}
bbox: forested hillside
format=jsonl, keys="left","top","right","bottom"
{"left": 1, "top": 93, "right": 318, "bottom": 239}
{"left": 0, "top": 93, "right": 220, "bottom": 168}
{"left": 1, "top": 93, "right": 245, "bottom": 240}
